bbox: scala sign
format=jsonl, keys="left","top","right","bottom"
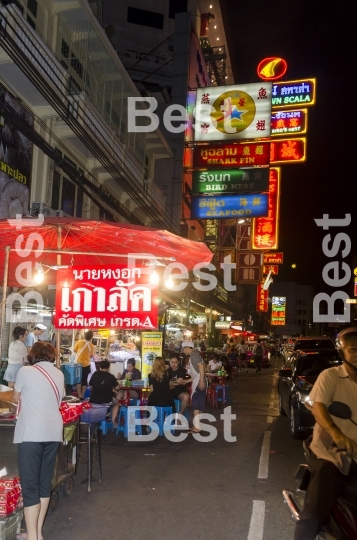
{"left": 191, "top": 193, "right": 268, "bottom": 219}
{"left": 192, "top": 167, "right": 269, "bottom": 194}
{"left": 270, "top": 138, "right": 306, "bottom": 164}
{"left": 257, "top": 57, "right": 288, "bottom": 81}
{"left": 192, "top": 141, "right": 270, "bottom": 169}
{"left": 271, "top": 108, "right": 307, "bottom": 136}
{"left": 271, "top": 78, "right": 316, "bottom": 109}
{"left": 194, "top": 83, "right": 272, "bottom": 141}
{"left": 54, "top": 265, "right": 158, "bottom": 330}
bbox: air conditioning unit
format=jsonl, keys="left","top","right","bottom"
{"left": 31, "top": 202, "right": 57, "bottom": 217}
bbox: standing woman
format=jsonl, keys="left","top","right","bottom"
{"left": 148, "top": 357, "right": 175, "bottom": 411}
{"left": 13, "top": 342, "right": 64, "bottom": 540}
{"left": 4, "top": 326, "right": 28, "bottom": 388}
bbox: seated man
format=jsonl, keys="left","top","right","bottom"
{"left": 89, "top": 359, "right": 119, "bottom": 425}
{"left": 208, "top": 354, "right": 222, "bottom": 373}
{"left": 168, "top": 354, "right": 192, "bottom": 417}
{"left": 294, "top": 327, "right": 357, "bottom": 540}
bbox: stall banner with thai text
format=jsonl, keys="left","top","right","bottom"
{"left": 256, "top": 282, "right": 268, "bottom": 312}
{"left": 192, "top": 168, "right": 269, "bottom": 194}
{"left": 192, "top": 141, "right": 270, "bottom": 169}
{"left": 271, "top": 108, "right": 307, "bottom": 136}
{"left": 263, "top": 252, "right": 283, "bottom": 264}
{"left": 191, "top": 193, "right": 268, "bottom": 220}
{"left": 194, "top": 83, "right": 272, "bottom": 141}
{"left": 142, "top": 332, "right": 162, "bottom": 379}
{"left": 251, "top": 168, "right": 280, "bottom": 250}
{"left": 271, "top": 79, "right": 316, "bottom": 109}
{"left": 54, "top": 265, "right": 158, "bottom": 330}
{"left": 270, "top": 138, "right": 306, "bottom": 164}
{"left": 271, "top": 296, "right": 286, "bottom": 325}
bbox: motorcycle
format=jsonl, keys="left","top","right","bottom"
{"left": 283, "top": 401, "right": 357, "bottom": 540}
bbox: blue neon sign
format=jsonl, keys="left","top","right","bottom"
{"left": 191, "top": 193, "right": 268, "bottom": 219}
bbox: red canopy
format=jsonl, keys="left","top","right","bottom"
{"left": 0, "top": 218, "right": 213, "bottom": 286}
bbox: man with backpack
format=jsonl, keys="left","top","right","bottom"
{"left": 252, "top": 339, "right": 265, "bottom": 374}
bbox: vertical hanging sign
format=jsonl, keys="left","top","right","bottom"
{"left": 251, "top": 168, "right": 281, "bottom": 250}
{"left": 256, "top": 282, "right": 268, "bottom": 312}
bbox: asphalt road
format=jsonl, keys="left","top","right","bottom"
{"left": 42, "top": 357, "right": 305, "bottom": 540}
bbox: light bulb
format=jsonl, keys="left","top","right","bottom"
{"left": 165, "top": 277, "right": 174, "bottom": 289}
{"left": 34, "top": 267, "right": 44, "bottom": 284}
{"left": 149, "top": 270, "right": 159, "bottom": 284}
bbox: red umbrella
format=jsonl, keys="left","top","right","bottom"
{"left": 0, "top": 217, "right": 213, "bottom": 286}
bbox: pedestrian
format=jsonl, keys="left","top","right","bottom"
{"left": 25, "top": 324, "right": 47, "bottom": 353}
{"left": 74, "top": 330, "right": 96, "bottom": 399}
{"left": 4, "top": 326, "right": 28, "bottom": 388}
{"left": 13, "top": 341, "right": 64, "bottom": 540}
{"left": 237, "top": 340, "right": 248, "bottom": 374}
{"left": 182, "top": 341, "right": 207, "bottom": 434}
{"left": 252, "top": 339, "right": 264, "bottom": 373}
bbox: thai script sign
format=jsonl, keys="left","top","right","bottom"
{"left": 191, "top": 193, "right": 268, "bottom": 219}
{"left": 194, "top": 83, "right": 272, "bottom": 141}
{"left": 54, "top": 265, "right": 158, "bottom": 329}
{"left": 271, "top": 108, "right": 307, "bottom": 136}
{"left": 192, "top": 142, "right": 270, "bottom": 169}
{"left": 271, "top": 79, "right": 316, "bottom": 108}
{"left": 252, "top": 168, "right": 280, "bottom": 250}
{"left": 192, "top": 168, "right": 269, "bottom": 194}
{"left": 263, "top": 252, "right": 284, "bottom": 264}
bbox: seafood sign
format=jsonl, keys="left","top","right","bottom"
{"left": 54, "top": 265, "right": 158, "bottom": 330}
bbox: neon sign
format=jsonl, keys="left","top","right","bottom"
{"left": 263, "top": 252, "right": 283, "bottom": 264}
{"left": 270, "top": 138, "right": 306, "bottom": 164}
{"left": 271, "top": 296, "right": 286, "bottom": 325}
{"left": 192, "top": 168, "right": 269, "bottom": 194}
{"left": 256, "top": 282, "right": 268, "bottom": 312}
{"left": 271, "top": 79, "right": 316, "bottom": 109}
{"left": 192, "top": 141, "right": 270, "bottom": 169}
{"left": 271, "top": 108, "right": 307, "bottom": 136}
{"left": 257, "top": 57, "right": 288, "bottom": 81}
{"left": 190, "top": 193, "right": 268, "bottom": 219}
{"left": 252, "top": 168, "right": 280, "bottom": 250}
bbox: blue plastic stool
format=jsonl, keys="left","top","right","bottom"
{"left": 153, "top": 406, "right": 175, "bottom": 436}
{"left": 224, "top": 385, "right": 232, "bottom": 404}
{"left": 100, "top": 419, "right": 113, "bottom": 435}
{"left": 214, "top": 385, "right": 224, "bottom": 404}
{"left": 174, "top": 399, "right": 189, "bottom": 420}
{"left": 116, "top": 406, "right": 143, "bottom": 438}
{"left": 83, "top": 387, "right": 91, "bottom": 399}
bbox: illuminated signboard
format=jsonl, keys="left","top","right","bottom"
{"left": 194, "top": 82, "right": 272, "bottom": 141}
{"left": 263, "top": 252, "right": 283, "bottom": 264}
{"left": 271, "top": 108, "right": 307, "bottom": 136}
{"left": 256, "top": 282, "right": 268, "bottom": 312}
{"left": 190, "top": 193, "right": 268, "bottom": 220}
{"left": 192, "top": 141, "right": 270, "bottom": 169}
{"left": 271, "top": 296, "right": 286, "bottom": 325}
{"left": 271, "top": 79, "right": 316, "bottom": 109}
{"left": 192, "top": 167, "right": 269, "bottom": 194}
{"left": 270, "top": 138, "right": 306, "bottom": 164}
{"left": 252, "top": 168, "right": 281, "bottom": 250}
{"left": 215, "top": 321, "right": 231, "bottom": 329}
{"left": 263, "top": 265, "right": 279, "bottom": 275}
{"left": 257, "top": 57, "right": 288, "bottom": 81}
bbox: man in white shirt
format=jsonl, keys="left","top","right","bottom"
{"left": 208, "top": 354, "right": 222, "bottom": 373}
{"left": 25, "top": 324, "right": 47, "bottom": 353}
{"left": 294, "top": 327, "right": 357, "bottom": 540}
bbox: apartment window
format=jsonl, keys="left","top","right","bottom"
{"left": 298, "top": 310, "right": 301, "bottom": 314}
{"left": 51, "top": 170, "right": 83, "bottom": 217}
{"left": 297, "top": 319, "right": 301, "bottom": 325}
{"left": 61, "top": 39, "right": 70, "bottom": 59}
{"left": 70, "top": 54, "right": 83, "bottom": 77}
{"left": 27, "top": 0, "right": 37, "bottom": 18}
{"left": 169, "top": 0, "right": 188, "bottom": 18}
{"left": 127, "top": 7, "right": 164, "bottom": 29}
{"left": 62, "top": 177, "right": 75, "bottom": 215}
{"left": 51, "top": 170, "right": 61, "bottom": 211}
{"left": 26, "top": 14, "right": 35, "bottom": 30}
{"left": 303, "top": 310, "right": 306, "bottom": 315}
{"left": 298, "top": 299, "right": 302, "bottom": 305}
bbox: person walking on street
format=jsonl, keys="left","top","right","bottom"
{"left": 4, "top": 326, "right": 28, "bottom": 388}
{"left": 252, "top": 339, "right": 264, "bottom": 373}
{"left": 237, "top": 340, "right": 248, "bottom": 374}
{"left": 74, "top": 330, "right": 96, "bottom": 399}
{"left": 182, "top": 341, "right": 207, "bottom": 434}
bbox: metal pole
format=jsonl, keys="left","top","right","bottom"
{"left": 55, "top": 228, "right": 62, "bottom": 368}
{"left": 0, "top": 246, "right": 10, "bottom": 358}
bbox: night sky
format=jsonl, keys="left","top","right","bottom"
{"left": 221, "top": 0, "right": 355, "bottom": 295}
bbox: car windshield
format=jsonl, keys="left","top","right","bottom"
{"left": 300, "top": 356, "right": 333, "bottom": 376}
{"left": 295, "top": 340, "right": 334, "bottom": 350}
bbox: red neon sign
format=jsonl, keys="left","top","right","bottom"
{"left": 252, "top": 168, "right": 281, "bottom": 250}
{"left": 263, "top": 252, "right": 283, "bottom": 264}
{"left": 270, "top": 138, "right": 306, "bottom": 164}
{"left": 271, "top": 108, "right": 308, "bottom": 137}
{"left": 256, "top": 282, "right": 268, "bottom": 312}
{"left": 257, "top": 57, "right": 288, "bottom": 81}
{"left": 192, "top": 141, "right": 270, "bottom": 169}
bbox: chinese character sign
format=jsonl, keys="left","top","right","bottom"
{"left": 270, "top": 138, "right": 306, "bottom": 164}
{"left": 271, "top": 296, "right": 286, "bottom": 325}
{"left": 192, "top": 141, "right": 270, "bottom": 169}
{"left": 271, "top": 108, "right": 307, "bottom": 136}
{"left": 191, "top": 193, "right": 268, "bottom": 219}
{"left": 256, "top": 282, "right": 268, "bottom": 312}
{"left": 54, "top": 265, "right": 158, "bottom": 330}
{"left": 271, "top": 79, "right": 316, "bottom": 109}
{"left": 252, "top": 168, "right": 281, "bottom": 250}
{"left": 194, "top": 83, "right": 272, "bottom": 141}
{"left": 192, "top": 168, "right": 269, "bottom": 194}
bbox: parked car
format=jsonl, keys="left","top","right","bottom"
{"left": 278, "top": 349, "right": 340, "bottom": 438}
{"left": 282, "top": 336, "right": 336, "bottom": 362}
{"left": 246, "top": 341, "right": 270, "bottom": 368}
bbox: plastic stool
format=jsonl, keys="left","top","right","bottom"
{"left": 153, "top": 406, "right": 174, "bottom": 436}
{"left": 174, "top": 399, "right": 189, "bottom": 420}
{"left": 116, "top": 406, "right": 143, "bottom": 438}
{"left": 100, "top": 419, "right": 113, "bottom": 435}
{"left": 83, "top": 387, "right": 91, "bottom": 399}
{"left": 224, "top": 385, "right": 232, "bottom": 404}
{"left": 206, "top": 388, "right": 217, "bottom": 408}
